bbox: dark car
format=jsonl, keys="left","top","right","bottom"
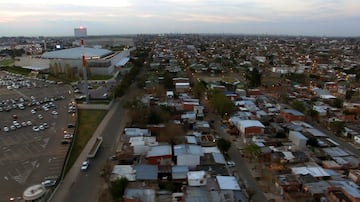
{"left": 61, "top": 139, "right": 71, "bottom": 144}
{"left": 67, "top": 124, "right": 75, "bottom": 128}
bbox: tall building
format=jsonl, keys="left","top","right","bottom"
{"left": 74, "top": 26, "right": 87, "bottom": 38}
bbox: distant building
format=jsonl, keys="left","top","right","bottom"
{"left": 74, "top": 26, "right": 87, "bottom": 38}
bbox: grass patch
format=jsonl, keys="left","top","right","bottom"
{"left": 65, "top": 109, "right": 108, "bottom": 174}
{"left": 0, "top": 65, "right": 31, "bottom": 75}
{"left": 88, "top": 74, "right": 113, "bottom": 80}
{"left": 0, "top": 59, "right": 14, "bottom": 66}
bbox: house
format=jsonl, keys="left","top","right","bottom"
{"left": 124, "top": 128, "right": 151, "bottom": 137}
{"left": 327, "top": 180, "right": 360, "bottom": 202}
{"left": 123, "top": 188, "right": 156, "bottom": 202}
{"left": 216, "top": 176, "right": 241, "bottom": 190}
{"left": 182, "top": 98, "right": 199, "bottom": 111}
{"left": 229, "top": 118, "right": 265, "bottom": 137}
{"left": 275, "top": 174, "right": 301, "bottom": 192}
{"left": 129, "top": 136, "right": 158, "bottom": 155}
{"left": 135, "top": 164, "right": 158, "bottom": 181}
{"left": 187, "top": 170, "right": 207, "bottom": 186}
{"left": 174, "top": 144, "right": 204, "bottom": 167}
{"left": 348, "top": 170, "right": 360, "bottom": 184}
{"left": 175, "top": 82, "right": 190, "bottom": 93}
{"left": 172, "top": 165, "right": 189, "bottom": 181}
{"left": 280, "top": 109, "right": 305, "bottom": 122}
{"left": 146, "top": 145, "right": 172, "bottom": 165}
{"left": 111, "top": 165, "right": 136, "bottom": 182}
{"left": 288, "top": 131, "right": 308, "bottom": 150}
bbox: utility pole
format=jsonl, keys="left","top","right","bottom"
{"left": 81, "top": 39, "right": 89, "bottom": 103}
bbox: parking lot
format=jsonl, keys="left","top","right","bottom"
{"left": 0, "top": 71, "right": 75, "bottom": 201}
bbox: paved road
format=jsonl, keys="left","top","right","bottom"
{"left": 212, "top": 117, "right": 268, "bottom": 202}
{"left": 50, "top": 83, "right": 137, "bottom": 202}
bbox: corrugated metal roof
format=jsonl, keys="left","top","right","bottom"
{"left": 135, "top": 165, "right": 158, "bottom": 180}
{"left": 212, "top": 152, "right": 226, "bottom": 164}
{"left": 174, "top": 144, "right": 204, "bottom": 156}
{"left": 216, "top": 176, "right": 241, "bottom": 190}
{"left": 146, "top": 145, "right": 172, "bottom": 157}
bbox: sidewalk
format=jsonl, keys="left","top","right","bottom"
{"left": 49, "top": 101, "right": 120, "bottom": 202}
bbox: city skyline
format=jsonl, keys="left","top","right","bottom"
{"left": 0, "top": 0, "right": 360, "bottom": 37}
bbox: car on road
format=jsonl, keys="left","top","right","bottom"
{"left": 81, "top": 160, "right": 89, "bottom": 171}
{"left": 226, "top": 161, "right": 236, "bottom": 167}
{"left": 64, "top": 134, "right": 73, "bottom": 139}
{"left": 41, "top": 179, "right": 56, "bottom": 188}
{"left": 61, "top": 139, "right": 71, "bottom": 144}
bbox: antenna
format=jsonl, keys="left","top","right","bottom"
{"left": 81, "top": 39, "right": 89, "bottom": 103}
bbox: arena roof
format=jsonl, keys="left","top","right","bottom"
{"left": 41, "top": 47, "right": 112, "bottom": 59}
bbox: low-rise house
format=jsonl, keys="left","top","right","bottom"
{"left": 111, "top": 165, "right": 136, "bottom": 182}
{"left": 123, "top": 188, "right": 156, "bottom": 202}
{"left": 348, "top": 170, "right": 360, "bottom": 184}
{"left": 229, "top": 118, "right": 265, "bottom": 137}
{"left": 187, "top": 170, "right": 207, "bottom": 186}
{"left": 174, "top": 144, "right": 204, "bottom": 167}
{"left": 216, "top": 176, "right": 241, "bottom": 191}
{"left": 288, "top": 131, "right": 308, "bottom": 150}
{"left": 135, "top": 164, "right": 158, "bottom": 181}
{"left": 146, "top": 145, "right": 172, "bottom": 165}
{"left": 276, "top": 174, "right": 301, "bottom": 192}
{"left": 172, "top": 165, "right": 189, "bottom": 181}
{"left": 280, "top": 109, "right": 305, "bottom": 122}
{"left": 129, "top": 136, "right": 158, "bottom": 155}
{"left": 124, "top": 128, "right": 151, "bottom": 137}
{"left": 327, "top": 180, "right": 360, "bottom": 202}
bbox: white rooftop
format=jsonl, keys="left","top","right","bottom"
{"left": 216, "top": 176, "right": 241, "bottom": 190}
{"left": 42, "top": 47, "right": 112, "bottom": 59}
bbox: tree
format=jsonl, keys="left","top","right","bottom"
{"left": 329, "top": 121, "right": 345, "bottom": 136}
{"left": 111, "top": 177, "right": 128, "bottom": 199}
{"left": 306, "top": 136, "right": 319, "bottom": 147}
{"left": 243, "top": 144, "right": 261, "bottom": 162}
{"left": 307, "top": 109, "right": 319, "bottom": 122}
{"left": 291, "top": 100, "right": 306, "bottom": 113}
{"left": 331, "top": 98, "right": 343, "bottom": 108}
{"left": 216, "top": 138, "right": 231, "bottom": 154}
{"left": 245, "top": 68, "right": 262, "bottom": 87}
{"left": 208, "top": 90, "right": 236, "bottom": 117}
{"left": 192, "top": 80, "right": 207, "bottom": 99}
{"left": 345, "top": 90, "right": 353, "bottom": 101}
{"left": 157, "top": 123, "right": 186, "bottom": 144}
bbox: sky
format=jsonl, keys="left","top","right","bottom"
{"left": 0, "top": 0, "right": 360, "bottom": 37}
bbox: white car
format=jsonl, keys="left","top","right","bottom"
{"left": 3, "top": 126, "right": 9, "bottom": 132}
{"left": 32, "top": 126, "right": 40, "bottom": 132}
{"left": 81, "top": 160, "right": 89, "bottom": 171}
{"left": 39, "top": 125, "right": 45, "bottom": 130}
{"left": 64, "top": 134, "right": 73, "bottom": 139}
{"left": 226, "top": 161, "right": 236, "bottom": 167}
{"left": 41, "top": 179, "right": 56, "bottom": 187}
{"left": 10, "top": 125, "right": 16, "bottom": 130}
{"left": 51, "top": 111, "right": 58, "bottom": 115}
{"left": 27, "top": 120, "right": 32, "bottom": 126}
{"left": 38, "top": 114, "right": 43, "bottom": 119}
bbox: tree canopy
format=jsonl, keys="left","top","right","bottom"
{"left": 208, "top": 90, "right": 236, "bottom": 117}
{"left": 245, "top": 68, "right": 262, "bottom": 87}
{"left": 216, "top": 138, "right": 231, "bottom": 153}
